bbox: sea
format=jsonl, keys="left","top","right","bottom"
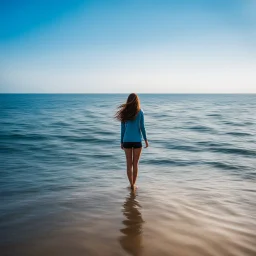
{"left": 0, "top": 94, "right": 256, "bottom": 256}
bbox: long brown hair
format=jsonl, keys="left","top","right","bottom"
{"left": 115, "top": 93, "right": 140, "bottom": 122}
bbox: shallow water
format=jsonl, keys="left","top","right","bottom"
{"left": 0, "top": 94, "right": 256, "bottom": 256}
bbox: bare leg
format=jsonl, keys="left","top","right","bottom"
{"left": 132, "top": 147, "right": 142, "bottom": 187}
{"left": 124, "top": 148, "right": 133, "bottom": 187}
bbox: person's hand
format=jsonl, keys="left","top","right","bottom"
{"left": 121, "top": 143, "right": 124, "bottom": 150}
{"left": 144, "top": 140, "right": 149, "bottom": 148}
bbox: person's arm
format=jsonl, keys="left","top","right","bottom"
{"left": 121, "top": 122, "right": 126, "bottom": 146}
{"left": 140, "top": 111, "right": 148, "bottom": 147}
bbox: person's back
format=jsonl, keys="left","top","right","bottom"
{"left": 122, "top": 109, "right": 147, "bottom": 143}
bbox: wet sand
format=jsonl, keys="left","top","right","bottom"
{"left": 2, "top": 178, "right": 256, "bottom": 256}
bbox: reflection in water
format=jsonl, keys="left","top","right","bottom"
{"left": 119, "top": 191, "right": 144, "bottom": 256}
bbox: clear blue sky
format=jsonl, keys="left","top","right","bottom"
{"left": 0, "top": 0, "right": 255, "bottom": 93}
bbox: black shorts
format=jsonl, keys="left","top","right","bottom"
{"left": 123, "top": 142, "right": 142, "bottom": 148}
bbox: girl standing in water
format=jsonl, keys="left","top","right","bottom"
{"left": 115, "top": 93, "right": 149, "bottom": 190}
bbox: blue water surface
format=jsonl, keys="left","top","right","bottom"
{"left": 0, "top": 94, "right": 256, "bottom": 256}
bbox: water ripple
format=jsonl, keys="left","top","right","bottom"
{"left": 1, "top": 94, "right": 256, "bottom": 256}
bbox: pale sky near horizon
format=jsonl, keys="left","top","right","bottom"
{"left": 0, "top": 0, "right": 255, "bottom": 93}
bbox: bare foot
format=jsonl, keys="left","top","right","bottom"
{"left": 131, "top": 185, "right": 138, "bottom": 190}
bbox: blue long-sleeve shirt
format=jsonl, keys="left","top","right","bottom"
{"left": 121, "top": 109, "right": 147, "bottom": 143}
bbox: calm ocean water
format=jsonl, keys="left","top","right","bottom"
{"left": 1, "top": 94, "right": 256, "bottom": 256}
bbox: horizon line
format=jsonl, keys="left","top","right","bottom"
{"left": 1, "top": 92, "right": 256, "bottom": 95}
